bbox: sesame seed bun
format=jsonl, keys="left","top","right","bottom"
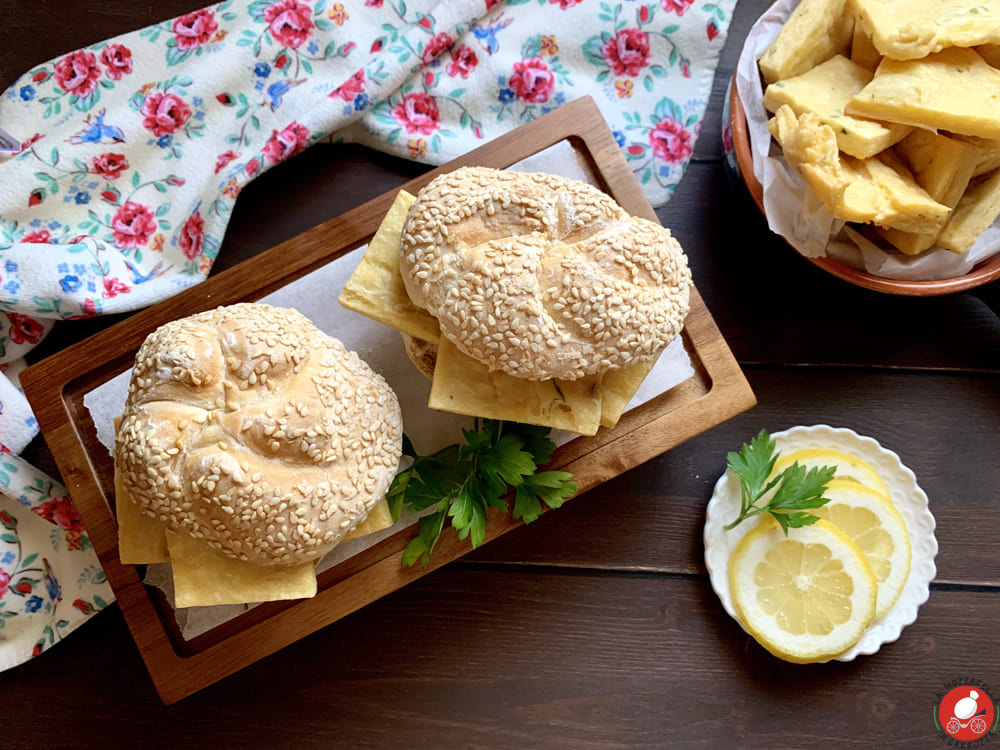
{"left": 399, "top": 166, "right": 692, "bottom": 381}
{"left": 114, "top": 303, "right": 403, "bottom": 567}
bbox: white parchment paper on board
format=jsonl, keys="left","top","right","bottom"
{"left": 735, "top": 0, "right": 1000, "bottom": 280}
{"left": 82, "top": 140, "right": 697, "bottom": 640}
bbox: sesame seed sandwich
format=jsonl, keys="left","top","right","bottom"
{"left": 113, "top": 303, "right": 403, "bottom": 608}
{"left": 339, "top": 166, "right": 692, "bottom": 437}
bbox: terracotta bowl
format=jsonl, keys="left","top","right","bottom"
{"left": 726, "top": 74, "right": 1000, "bottom": 297}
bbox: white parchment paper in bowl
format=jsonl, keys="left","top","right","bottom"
{"left": 734, "top": 0, "right": 1000, "bottom": 280}
{"left": 82, "top": 141, "right": 697, "bottom": 639}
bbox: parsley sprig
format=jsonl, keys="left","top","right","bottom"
{"left": 387, "top": 419, "right": 577, "bottom": 567}
{"left": 724, "top": 429, "right": 836, "bottom": 534}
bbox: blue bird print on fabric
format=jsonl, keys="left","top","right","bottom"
{"left": 124, "top": 259, "right": 168, "bottom": 285}
{"left": 43, "top": 558, "right": 61, "bottom": 602}
{"left": 266, "top": 79, "right": 305, "bottom": 111}
{"left": 472, "top": 13, "right": 513, "bottom": 55}
{"left": 68, "top": 109, "right": 125, "bottom": 144}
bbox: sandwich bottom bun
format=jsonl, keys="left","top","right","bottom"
{"left": 114, "top": 303, "right": 403, "bottom": 568}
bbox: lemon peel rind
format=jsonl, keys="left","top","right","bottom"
{"left": 818, "top": 479, "right": 912, "bottom": 621}
{"left": 772, "top": 448, "right": 892, "bottom": 499}
{"left": 728, "top": 518, "right": 878, "bottom": 664}
{"left": 705, "top": 424, "right": 937, "bottom": 662}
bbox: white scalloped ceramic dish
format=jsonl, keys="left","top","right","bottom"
{"left": 704, "top": 424, "right": 937, "bottom": 661}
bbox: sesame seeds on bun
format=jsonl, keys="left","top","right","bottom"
{"left": 399, "top": 167, "right": 692, "bottom": 382}
{"left": 114, "top": 303, "right": 403, "bottom": 567}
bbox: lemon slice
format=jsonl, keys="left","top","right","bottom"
{"left": 813, "top": 479, "right": 911, "bottom": 620}
{"left": 772, "top": 448, "right": 891, "bottom": 498}
{"left": 729, "top": 518, "right": 877, "bottom": 663}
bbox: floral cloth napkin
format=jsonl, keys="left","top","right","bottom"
{"left": 0, "top": 0, "right": 735, "bottom": 669}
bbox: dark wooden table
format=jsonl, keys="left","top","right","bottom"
{"left": 2, "top": 2, "right": 999, "bottom": 747}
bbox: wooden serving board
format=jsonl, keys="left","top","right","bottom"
{"left": 21, "top": 96, "right": 755, "bottom": 704}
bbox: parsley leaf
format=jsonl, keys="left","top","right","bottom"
{"left": 723, "top": 429, "right": 836, "bottom": 534}
{"left": 478, "top": 434, "right": 536, "bottom": 489}
{"left": 513, "top": 470, "right": 576, "bottom": 524}
{"left": 388, "top": 419, "right": 577, "bottom": 567}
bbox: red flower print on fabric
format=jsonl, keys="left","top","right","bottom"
{"left": 21, "top": 230, "right": 52, "bottom": 244}
{"left": 100, "top": 45, "right": 133, "bottom": 81}
{"left": 6, "top": 313, "right": 46, "bottom": 345}
{"left": 447, "top": 45, "right": 478, "bottom": 78}
{"left": 549, "top": 0, "right": 583, "bottom": 8}
{"left": 16, "top": 133, "right": 44, "bottom": 157}
{"left": 661, "top": 0, "right": 695, "bottom": 15}
{"left": 92, "top": 153, "right": 129, "bottom": 179}
{"left": 179, "top": 211, "right": 205, "bottom": 260}
{"left": 111, "top": 201, "right": 157, "bottom": 248}
{"left": 392, "top": 92, "right": 440, "bottom": 135}
{"left": 54, "top": 50, "right": 102, "bottom": 98}
{"left": 73, "top": 599, "right": 94, "bottom": 614}
{"left": 263, "top": 122, "right": 310, "bottom": 163}
{"left": 172, "top": 9, "right": 219, "bottom": 50}
{"left": 602, "top": 29, "right": 650, "bottom": 77}
{"left": 214, "top": 150, "right": 239, "bottom": 173}
{"left": 31, "top": 496, "right": 84, "bottom": 532}
{"left": 264, "top": 0, "right": 314, "bottom": 50}
{"left": 649, "top": 117, "right": 693, "bottom": 163}
{"left": 103, "top": 277, "right": 130, "bottom": 298}
{"left": 422, "top": 33, "right": 453, "bottom": 65}
{"left": 0, "top": 568, "right": 9, "bottom": 601}
{"left": 509, "top": 57, "right": 555, "bottom": 104}
{"left": 330, "top": 70, "right": 366, "bottom": 101}
{"left": 140, "top": 92, "right": 192, "bottom": 137}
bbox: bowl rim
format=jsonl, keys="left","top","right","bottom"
{"left": 728, "top": 76, "right": 1000, "bottom": 297}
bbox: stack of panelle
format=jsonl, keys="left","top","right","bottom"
{"left": 760, "top": 0, "right": 1000, "bottom": 256}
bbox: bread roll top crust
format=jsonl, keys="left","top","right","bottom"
{"left": 399, "top": 167, "right": 691, "bottom": 381}
{"left": 115, "top": 303, "right": 403, "bottom": 567}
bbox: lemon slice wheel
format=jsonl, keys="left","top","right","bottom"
{"left": 772, "top": 448, "right": 891, "bottom": 499}
{"left": 729, "top": 518, "right": 877, "bottom": 663}
{"left": 813, "top": 480, "right": 911, "bottom": 620}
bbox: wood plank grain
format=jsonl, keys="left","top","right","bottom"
{"left": 0, "top": 569, "right": 991, "bottom": 749}
{"left": 691, "top": 0, "right": 767, "bottom": 161}
{"left": 470, "top": 366, "right": 1000, "bottom": 587}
